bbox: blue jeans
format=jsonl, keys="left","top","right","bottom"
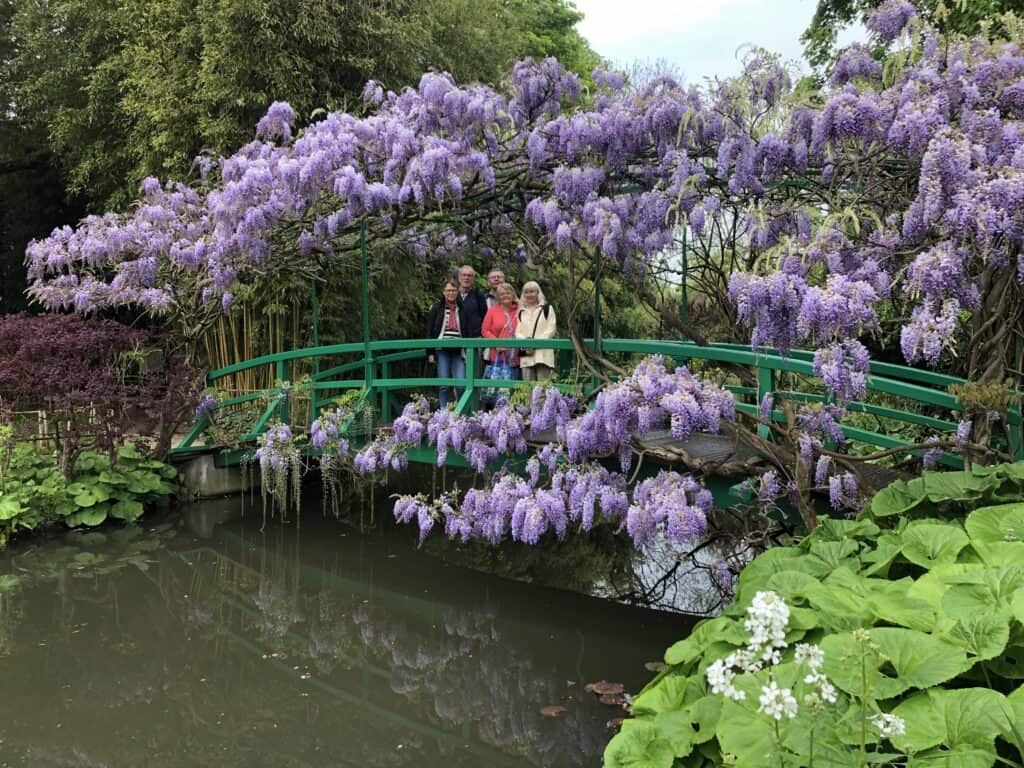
{"left": 435, "top": 349, "right": 465, "bottom": 408}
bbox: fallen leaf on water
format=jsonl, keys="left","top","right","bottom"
{"left": 599, "top": 693, "right": 627, "bottom": 707}
{"left": 644, "top": 661, "right": 668, "bottom": 673}
{"left": 541, "top": 706, "right": 569, "bottom": 718}
{"left": 588, "top": 681, "right": 625, "bottom": 696}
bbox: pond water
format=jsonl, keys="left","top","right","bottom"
{"left": 0, "top": 482, "right": 701, "bottom": 767}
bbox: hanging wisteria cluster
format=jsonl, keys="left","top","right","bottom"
{"left": 253, "top": 423, "right": 302, "bottom": 517}
{"left": 351, "top": 359, "right": 734, "bottom": 547}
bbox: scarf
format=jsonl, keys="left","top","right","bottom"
{"left": 444, "top": 300, "right": 459, "bottom": 332}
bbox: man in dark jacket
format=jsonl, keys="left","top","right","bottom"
{"left": 456, "top": 265, "right": 488, "bottom": 337}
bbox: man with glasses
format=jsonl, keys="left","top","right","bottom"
{"left": 456, "top": 265, "right": 488, "bottom": 338}
{"left": 485, "top": 267, "right": 505, "bottom": 309}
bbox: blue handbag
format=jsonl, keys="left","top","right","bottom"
{"left": 480, "top": 355, "right": 513, "bottom": 407}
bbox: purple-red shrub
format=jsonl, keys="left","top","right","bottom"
{"left": 0, "top": 313, "right": 199, "bottom": 471}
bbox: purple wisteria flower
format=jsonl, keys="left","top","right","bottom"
{"left": 627, "top": 471, "right": 712, "bottom": 549}
{"left": 867, "top": 0, "right": 916, "bottom": 43}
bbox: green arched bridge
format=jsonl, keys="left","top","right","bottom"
{"left": 170, "top": 336, "right": 1024, "bottom": 500}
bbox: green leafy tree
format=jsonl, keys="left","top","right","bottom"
{"left": 802, "top": 0, "right": 1021, "bottom": 72}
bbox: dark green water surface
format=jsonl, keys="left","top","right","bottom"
{"left": 0, "top": 487, "right": 695, "bottom": 767}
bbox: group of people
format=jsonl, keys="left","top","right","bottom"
{"left": 425, "top": 265, "right": 557, "bottom": 407}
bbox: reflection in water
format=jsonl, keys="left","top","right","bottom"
{"left": 0, "top": 488, "right": 693, "bottom": 767}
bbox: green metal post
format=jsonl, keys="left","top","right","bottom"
{"left": 311, "top": 280, "right": 320, "bottom": 348}
{"left": 310, "top": 280, "right": 320, "bottom": 419}
{"left": 756, "top": 361, "right": 774, "bottom": 441}
{"left": 680, "top": 229, "right": 688, "bottom": 329}
{"left": 360, "top": 221, "right": 374, "bottom": 394}
{"left": 593, "top": 256, "right": 602, "bottom": 357}
{"left": 380, "top": 361, "right": 391, "bottom": 423}
{"left": 1016, "top": 335, "right": 1024, "bottom": 460}
{"left": 277, "top": 359, "right": 291, "bottom": 425}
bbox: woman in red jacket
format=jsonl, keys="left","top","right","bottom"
{"left": 481, "top": 282, "right": 520, "bottom": 376}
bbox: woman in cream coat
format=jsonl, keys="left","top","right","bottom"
{"left": 515, "top": 281, "right": 557, "bottom": 381}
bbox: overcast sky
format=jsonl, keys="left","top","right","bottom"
{"left": 573, "top": 0, "right": 864, "bottom": 82}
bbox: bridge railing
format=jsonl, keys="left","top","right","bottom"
{"left": 171, "top": 338, "right": 1023, "bottom": 466}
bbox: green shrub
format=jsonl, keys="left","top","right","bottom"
{"left": 0, "top": 443, "right": 179, "bottom": 547}
{"left": 606, "top": 461, "right": 1024, "bottom": 768}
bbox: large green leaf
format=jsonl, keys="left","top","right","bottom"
{"left": 715, "top": 698, "right": 776, "bottom": 767}
{"left": 805, "top": 568, "right": 881, "bottom": 631}
{"left": 0, "top": 497, "right": 22, "bottom": 521}
{"left": 688, "top": 695, "right": 722, "bottom": 744}
{"left": 73, "top": 492, "right": 97, "bottom": 508}
{"left": 915, "top": 470, "right": 999, "bottom": 503}
{"left": 860, "top": 533, "right": 904, "bottom": 577}
{"left": 965, "top": 503, "right": 1024, "bottom": 545}
{"left": 822, "top": 628, "right": 967, "bottom": 700}
{"left": 109, "top": 499, "right": 144, "bottom": 521}
{"left": 89, "top": 484, "right": 111, "bottom": 503}
{"left": 870, "top": 480, "right": 924, "bottom": 517}
{"left": 733, "top": 546, "right": 820, "bottom": 602}
{"left": 938, "top": 688, "right": 1005, "bottom": 750}
{"left": 765, "top": 570, "right": 820, "bottom": 603}
{"left": 808, "top": 517, "right": 880, "bottom": 542}
{"left": 894, "top": 688, "right": 1006, "bottom": 763}
{"left": 664, "top": 616, "right": 746, "bottom": 667}
{"left": 652, "top": 710, "right": 696, "bottom": 757}
{"left": 807, "top": 539, "right": 861, "bottom": 570}
{"left": 116, "top": 444, "right": 143, "bottom": 461}
{"left": 942, "top": 566, "right": 1024, "bottom": 621}
{"left": 65, "top": 506, "right": 108, "bottom": 527}
{"left": 900, "top": 521, "right": 970, "bottom": 569}
{"left": 906, "top": 745, "right": 998, "bottom": 768}
{"left": 603, "top": 720, "right": 675, "bottom": 768}
{"left": 966, "top": 540, "right": 1024, "bottom": 567}
{"left": 907, "top": 564, "right": 982, "bottom": 610}
{"left": 893, "top": 692, "right": 946, "bottom": 752}
{"left": 631, "top": 672, "right": 689, "bottom": 716}
{"left": 867, "top": 588, "right": 938, "bottom": 633}
{"left": 98, "top": 470, "right": 129, "bottom": 486}
{"left": 946, "top": 614, "right": 1010, "bottom": 661}
{"left": 982, "top": 638, "right": 1024, "bottom": 680}
{"left": 1002, "top": 684, "right": 1024, "bottom": 748}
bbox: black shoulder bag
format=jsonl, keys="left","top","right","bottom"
{"left": 518, "top": 305, "right": 548, "bottom": 357}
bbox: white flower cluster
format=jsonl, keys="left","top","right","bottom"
{"left": 706, "top": 656, "right": 745, "bottom": 702}
{"left": 871, "top": 712, "right": 906, "bottom": 738}
{"left": 795, "top": 642, "right": 837, "bottom": 704}
{"left": 758, "top": 680, "right": 798, "bottom": 721}
{"left": 705, "top": 591, "right": 838, "bottom": 724}
{"left": 745, "top": 590, "right": 790, "bottom": 665}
